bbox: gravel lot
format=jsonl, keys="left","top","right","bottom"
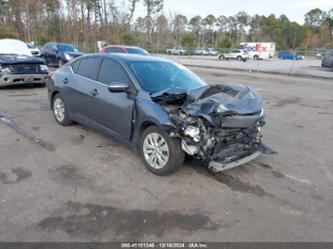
{"left": 157, "top": 55, "right": 333, "bottom": 79}
{"left": 0, "top": 67, "right": 333, "bottom": 242}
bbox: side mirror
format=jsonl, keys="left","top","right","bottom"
{"left": 107, "top": 83, "right": 129, "bottom": 93}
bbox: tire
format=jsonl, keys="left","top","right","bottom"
{"left": 58, "top": 59, "right": 64, "bottom": 67}
{"left": 218, "top": 54, "right": 225, "bottom": 60}
{"left": 139, "top": 126, "right": 185, "bottom": 176}
{"left": 167, "top": 51, "right": 171, "bottom": 55}
{"left": 52, "top": 93, "right": 72, "bottom": 126}
{"left": 236, "top": 56, "right": 242, "bottom": 61}
{"left": 253, "top": 55, "right": 259, "bottom": 60}
{"left": 243, "top": 58, "right": 248, "bottom": 62}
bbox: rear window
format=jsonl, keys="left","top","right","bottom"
{"left": 126, "top": 48, "right": 149, "bottom": 55}
{"left": 104, "top": 47, "right": 124, "bottom": 53}
{"left": 76, "top": 57, "right": 100, "bottom": 80}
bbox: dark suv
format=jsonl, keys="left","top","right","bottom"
{"left": 40, "top": 43, "right": 83, "bottom": 67}
{"left": 321, "top": 50, "right": 333, "bottom": 71}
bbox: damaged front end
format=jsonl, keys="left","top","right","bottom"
{"left": 151, "top": 84, "right": 268, "bottom": 172}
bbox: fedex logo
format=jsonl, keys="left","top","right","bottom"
{"left": 243, "top": 43, "right": 268, "bottom": 52}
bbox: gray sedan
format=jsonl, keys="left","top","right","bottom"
{"left": 47, "top": 54, "right": 267, "bottom": 175}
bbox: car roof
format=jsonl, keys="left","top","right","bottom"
{"left": 80, "top": 53, "right": 171, "bottom": 63}
{"left": 104, "top": 45, "right": 142, "bottom": 49}
{"left": 47, "top": 42, "right": 75, "bottom": 46}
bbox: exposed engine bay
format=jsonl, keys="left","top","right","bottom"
{"left": 151, "top": 84, "right": 270, "bottom": 172}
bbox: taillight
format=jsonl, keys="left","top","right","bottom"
{"left": 48, "top": 72, "right": 52, "bottom": 80}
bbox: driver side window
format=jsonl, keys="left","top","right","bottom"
{"left": 97, "top": 58, "right": 130, "bottom": 85}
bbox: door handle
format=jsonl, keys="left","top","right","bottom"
{"left": 63, "top": 78, "right": 69, "bottom": 84}
{"left": 90, "top": 89, "right": 99, "bottom": 96}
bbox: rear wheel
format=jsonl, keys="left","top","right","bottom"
{"left": 218, "top": 54, "right": 225, "bottom": 60}
{"left": 139, "top": 126, "right": 184, "bottom": 175}
{"left": 253, "top": 55, "right": 259, "bottom": 60}
{"left": 52, "top": 93, "right": 72, "bottom": 126}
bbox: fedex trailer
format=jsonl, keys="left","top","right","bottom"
{"left": 240, "top": 42, "right": 276, "bottom": 60}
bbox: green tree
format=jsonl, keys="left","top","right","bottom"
{"left": 122, "top": 33, "right": 138, "bottom": 45}
{"left": 182, "top": 33, "right": 196, "bottom": 49}
{"left": 218, "top": 37, "right": 232, "bottom": 49}
{"left": 305, "top": 8, "right": 326, "bottom": 29}
{"left": 0, "top": 27, "right": 17, "bottom": 39}
{"left": 143, "top": 0, "right": 164, "bottom": 42}
{"left": 173, "top": 15, "right": 187, "bottom": 46}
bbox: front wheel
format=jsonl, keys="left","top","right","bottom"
{"left": 58, "top": 59, "right": 65, "bottom": 67}
{"left": 139, "top": 126, "right": 185, "bottom": 175}
{"left": 236, "top": 56, "right": 242, "bottom": 61}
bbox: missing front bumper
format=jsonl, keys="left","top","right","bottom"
{"left": 208, "top": 150, "right": 261, "bottom": 172}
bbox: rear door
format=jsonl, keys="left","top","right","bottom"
{"left": 87, "top": 58, "right": 135, "bottom": 141}
{"left": 65, "top": 56, "right": 101, "bottom": 122}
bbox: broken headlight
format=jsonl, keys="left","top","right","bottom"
{"left": 184, "top": 125, "right": 201, "bottom": 142}
{"left": 215, "top": 103, "right": 228, "bottom": 113}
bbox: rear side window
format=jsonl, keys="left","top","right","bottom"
{"left": 44, "top": 44, "right": 52, "bottom": 50}
{"left": 71, "top": 59, "right": 81, "bottom": 73}
{"left": 97, "top": 58, "right": 130, "bottom": 85}
{"left": 104, "top": 47, "right": 124, "bottom": 53}
{"left": 76, "top": 57, "right": 100, "bottom": 80}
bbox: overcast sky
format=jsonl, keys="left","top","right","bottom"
{"left": 132, "top": 0, "right": 332, "bottom": 24}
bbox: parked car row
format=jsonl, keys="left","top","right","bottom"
{"left": 166, "top": 47, "right": 219, "bottom": 56}
{"left": 0, "top": 39, "right": 155, "bottom": 87}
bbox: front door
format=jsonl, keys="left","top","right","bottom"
{"left": 87, "top": 58, "right": 134, "bottom": 141}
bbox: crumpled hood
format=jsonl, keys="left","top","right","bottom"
{"left": 0, "top": 54, "right": 45, "bottom": 65}
{"left": 185, "top": 84, "right": 263, "bottom": 117}
{"left": 151, "top": 84, "right": 263, "bottom": 117}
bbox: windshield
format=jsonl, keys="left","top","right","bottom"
{"left": 127, "top": 48, "right": 149, "bottom": 55}
{"left": 57, "top": 44, "right": 78, "bottom": 52}
{"left": 129, "top": 61, "right": 207, "bottom": 93}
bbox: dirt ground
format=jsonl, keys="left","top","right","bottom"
{"left": 0, "top": 67, "right": 333, "bottom": 242}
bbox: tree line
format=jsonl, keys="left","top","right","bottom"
{"left": 0, "top": 0, "right": 332, "bottom": 52}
